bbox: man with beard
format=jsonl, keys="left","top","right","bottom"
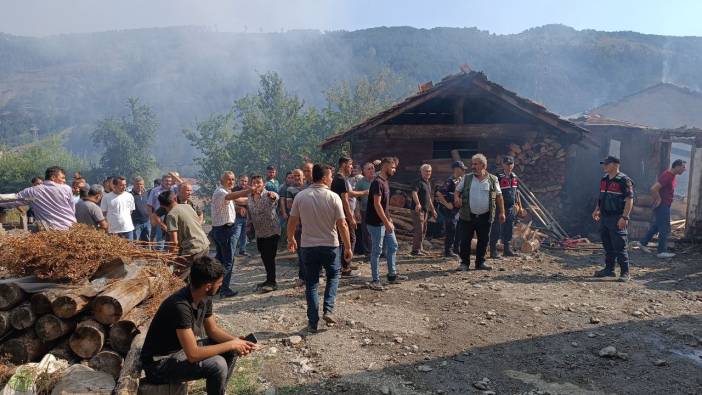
{"left": 141, "top": 256, "right": 257, "bottom": 395}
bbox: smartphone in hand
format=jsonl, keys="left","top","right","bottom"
{"left": 243, "top": 333, "right": 258, "bottom": 343}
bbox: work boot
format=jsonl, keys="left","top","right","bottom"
{"left": 387, "top": 274, "right": 408, "bottom": 284}
{"left": 368, "top": 281, "right": 384, "bottom": 291}
{"left": 475, "top": 262, "right": 493, "bottom": 271}
{"left": 503, "top": 243, "right": 519, "bottom": 257}
{"left": 593, "top": 269, "right": 616, "bottom": 278}
{"left": 456, "top": 264, "right": 469, "bottom": 272}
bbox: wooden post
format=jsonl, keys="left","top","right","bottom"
{"left": 35, "top": 314, "right": 76, "bottom": 342}
{"left": 114, "top": 330, "right": 146, "bottom": 395}
{"left": 92, "top": 277, "right": 152, "bottom": 325}
{"left": 69, "top": 319, "right": 106, "bottom": 359}
{"left": 0, "top": 283, "right": 26, "bottom": 310}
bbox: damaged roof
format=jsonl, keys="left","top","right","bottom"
{"left": 321, "top": 70, "right": 590, "bottom": 148}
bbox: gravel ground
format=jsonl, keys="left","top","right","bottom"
{"left": 212, "top": 240, "right": 702, "bottom": 395}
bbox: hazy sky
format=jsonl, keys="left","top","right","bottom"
{"left": 0, "top": 0, "right": 699, "bottom": 37}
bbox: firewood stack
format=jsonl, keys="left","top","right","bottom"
{"left": 388, "top": 206, "right": 415, "bottom": 242}
{"left": 499, "top": 137, "right": 567, "bottom": 215}
{"left": 0, "top": 226, "right": 183, "bottom": 390}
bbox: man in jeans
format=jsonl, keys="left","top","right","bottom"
{"left": 637, "top": 159, "right": 687, "bottom": 258}
{"left": 331, "top": 156, "right": 367, "bottom": 277}
{"left": 287, "top": 164, "right": 352, "bottom": 333}
{"left": 232, "top": 176, "right": 250, "bottom": 256}
{"left": 210, "top": 172, "right": 252, "bottom": 298}
{"left": 141, "top": 255, "right": 257, "bottom": 395}
{"left": 366, "top": 157, "right": 406, "bottom": 291}
{"left": 453, "top": 154, "right": 506, "bottom": 271}
{"left": 131, "top": 176, "right": 151, "bottom": 242}
{"left": 354, "top": 162, "right": 376, "bottom": 255}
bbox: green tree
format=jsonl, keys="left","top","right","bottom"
{"left": 0, "top": 137, "right": 85, "bottom": 193}
{"left": 92, "top": 98, "right": 158, "bottom": 180}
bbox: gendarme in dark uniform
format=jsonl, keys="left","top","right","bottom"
{"left": 490, "top": 156, "right": 521, "bottom": 257}
{"left": 593, "top": 155, "right": 634, "bottom": 282}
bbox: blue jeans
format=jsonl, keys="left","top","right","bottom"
{"left": 367, "top": 224, "right": 398, "bottom": 282}
{"left": 641, "top": 205, "right": 671, "bottom": 254}
{"left": 133, "top": 221, "right": 151, "bottom": 243}
{"left": 600, "top": 215, "right": 630, "bottom": 274}
{"left": 212, "top": 224, "right": 236, "bottom": 295}
{"left": 490, "top": 205, "right": 516, "bottom": 252}
{"left": 233, "top": 216, "right": 247, "bottom": 254}
{"left": 301, "top": 247, "right": 340, "bottom": 330}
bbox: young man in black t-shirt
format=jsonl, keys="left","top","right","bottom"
{"left": 141, "top": 256, "right": 257, "bottom": 395}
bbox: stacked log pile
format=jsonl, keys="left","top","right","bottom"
{"left": 0, "top": 226, "right": 183, "bottom": 391}
{"left": 500, "top": 137, "right": 567, "bottom": 216}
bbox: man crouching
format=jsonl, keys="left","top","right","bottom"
{"left": 140, "top": 255, "right": 257, "bottom": 394}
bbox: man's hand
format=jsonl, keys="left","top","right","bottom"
{"left": 385, "top": 221, "right": 395, "bottom": 234}
{"left": 267, "top": 191, "right": 277, "bottom": 200}
{"left": 343, "top": 247, "right": 353, "bottom": 263}
{"left": 652, "top": 197, "right": 661, "bottom": 208}
{"left": 349, "top": 218, "right": 357, "bottom": 230}
{"left": 414, "top": 204, "right": 422, "bottom": 213}
{"left": 499, "top": 213, "right": 506, "bottom": 224}
{"left": 592, "top": 209, "right": 601, "bottom": 222}
{"left": 431, "top": 209, "right": 438, "bottom": 219}
{"left": 229, "top": 338, "right": 257, "bottom": 356}
{"left": 287, "top": 238, "right": 298, "bottom": 253}
{"left": 617, "top": 217, "right": 628, "bottom": 230}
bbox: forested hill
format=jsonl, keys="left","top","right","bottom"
{"left": 2, "top": 24, "right": 702, "bottom": 165}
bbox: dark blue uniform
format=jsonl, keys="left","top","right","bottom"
{"left": 598, "top": 172, "right": 634, "bottom": 275}
{"left": 439, "top": 176, "right": 461, "bottom": 255}
{"left": 490, "top": 171, "right": 519, "bottom": 255}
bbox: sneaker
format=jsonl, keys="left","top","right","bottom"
{"left": 489, "top": 251, "right": 501, "bottom": 259}
{"left": 306, "top": 325, "right": 318, "bottom": 334}
{"left": 618, "top": 273, "right": 631, "bottom": 282}
{"left": 341, "top": 270, "right": 360, "bottom": 278}
{"left": 444, "top": 251, "right": 458, "bottom": 258}
{"left": 387, "top": 274, "right": 408, "bottom": 284}
{"left": 260, "top": 285, "right": 276, "bottom": 293}
{"left": 631, "top": 241, "right": 651, "bottom": 254}
{"left": 503, "top": 250, "right": 519, "bottom": 257}
{"left": 237, "top": 252, "right": 250, "bottom": 257}
{"left": 256, "top": 281, "right": 268, "bottom": 289}
{"left": 219, "top": 289, "right": 239, "bottom": 299}
{"left": 593, "top": 269, "right": 616, "bottom": 278}
{"left": 456, "top": 264, "right": 470, "bottom": 272}
{"left": 656, "top": 252, "right": 676, "bottom": 259}
{"left": 368, "top": 281, "right": 384, "bottom": 291}
{"left": 475, "top": 263, "right": 493, "bottom": 271}
{"left": 322, "top": 312, "right": 338, "bottom": 326}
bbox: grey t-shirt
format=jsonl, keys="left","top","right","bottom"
{"left": 75, "top": 199, "right": 105, "bottom": 228}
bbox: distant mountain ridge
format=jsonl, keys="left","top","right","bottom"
{"left": 1, "top": 24, "right": 701, "bottom": 167}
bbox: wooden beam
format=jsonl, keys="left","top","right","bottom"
{"left": 685, "top": 146, "right": 702, "bottom": 240}
{"left": 370, "top": 124, "right": 538, "bottom": 140}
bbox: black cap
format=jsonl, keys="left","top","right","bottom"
{"left": 600, "top": 155, "right": 621, "bottom": 165}
{"left": 451, "top": 161, "right": 467, "bottom": 170}
{"left": 502, "top": 156, "right": 515, "bottom": 164}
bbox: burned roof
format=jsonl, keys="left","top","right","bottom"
{"left": 321, "top": 70, "right": 589, "bottom": 148}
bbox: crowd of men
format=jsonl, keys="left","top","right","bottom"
{"left": 0, "top": 153, "right": 687, "bottom": 394}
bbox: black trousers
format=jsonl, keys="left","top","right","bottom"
{"left": 457, "top": 213, "right": 491, "bottom": 267}
{"left": 441, "top": 208, "right": 459, "bottom": 254}
{"left": 257, "top": 234, "right": 280, "bottom": 284}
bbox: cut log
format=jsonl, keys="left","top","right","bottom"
{"left": 114, "top": 330, "right": 146, "bottom": 395}
{"left": 0, "top": 310, "right": 10, "bottom": 336}
{"left": 389, "top": 194, "right": 406, "bottom": 208}
{"left": 0, "top": 332, "right": 50, "bottom": 364}
{"left": 52, "top": 293, "right": 91, "bottom": 319}
{"left": 9, "top": 302, "right": 36, "bottom": 330}
{"left": 48, "top": 339, "right": 77, "bottom": 363}
{"left": 30, "top": 290, "right": 60, "bottom": 315}
{"left": 51, "top": 364, "right": 115, "bottom": 395}
{"left": 0, "top": 283, "right": 26, "bottom": 310}
{"left": 69, "top": 319, "right": 106, "bottom": 359}
{"left": 92, "top": 277, "right": 152, "bottom": 325}
{"left": 89, "top": 349, "right": 124, "bottom": 379}
{"left": 109, "top": 307, "right": 149, "bottom": 355}
{"left": 35, "top": 313, "right": 76, "bottom": 342}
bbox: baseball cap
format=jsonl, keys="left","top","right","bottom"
{"left": 502, "top": 156, "right": 515, "bottom": 164}
{"left": 451, "top": 161, "right": 467, "bottom": 169}
{"left": 600, "top": 155, "right": 621, "bottom": 165}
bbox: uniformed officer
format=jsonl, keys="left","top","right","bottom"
{"left": 591, "top": 155, "right": 634, "bottom": 282}
{"left": 489, "top": 156, "right": 523, "bottom": 258}
{"left": 435, "top": 161, "right": 467, "bottom": 257}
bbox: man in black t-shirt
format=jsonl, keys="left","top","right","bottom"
{"left": 365, "top": 157, "right": 407, "bottom": 290}
{"left": 141, "top": 256, "right": 257, "bottom": 395}
{"left": 410, "top": 164, "right": 438, "bottom": 255}
{"left": 331, "top": 156, "right": 368, "bottom": 277}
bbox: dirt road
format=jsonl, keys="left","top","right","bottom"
{"left": 209, "top": 242, "right": 702, "bottom": 394}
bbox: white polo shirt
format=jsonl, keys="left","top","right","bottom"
{"left": 211, "top": 186, "right": 236, "bottom": 226}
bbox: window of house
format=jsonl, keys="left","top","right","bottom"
{"left": 432, "top": 141, "right": 479, "bottom": 159}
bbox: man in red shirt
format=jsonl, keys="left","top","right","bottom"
{"left": 638, "top": 159, "right": 687, "bottom": 258}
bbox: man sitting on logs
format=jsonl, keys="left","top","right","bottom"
{"left": 141, "top": 256, "right": 257, "bottom": 395}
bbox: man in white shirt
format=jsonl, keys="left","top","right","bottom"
{"left": 101, "top": 176, "right": 135, "bottom": 239}
{"left": 210, "top": 171, "right": 256, "bottom": 298}
{"left": 454, "top": 154, "right": 506, "bottom": 271}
